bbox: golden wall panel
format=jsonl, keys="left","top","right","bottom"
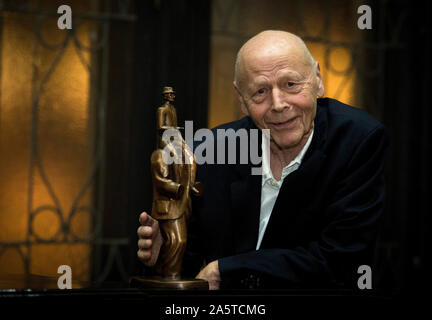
{"left": 0, "top": 8, "right": 92, "bottom": 281}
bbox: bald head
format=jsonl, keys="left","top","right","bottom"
{"left": 234, "top": 30, "right": 315, "bottom": 91}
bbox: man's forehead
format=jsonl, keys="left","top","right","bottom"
{"left": 235, "top": 31, "right": 315, "bottom": 89}
{"left": 244, "top": 51, "right": 311, "bottom": 78}
{"left": 245, "top": 40, "right": 308, "bottom": 62}
{"left": 248, "top": 69, "right": 304, "bottom": 82}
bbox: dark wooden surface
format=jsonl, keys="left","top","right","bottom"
{"left": 0, "top": 274, "right": 414, "bottom": 318}
{"left": 0, "top": 278, "right": 398, "bottom": 317}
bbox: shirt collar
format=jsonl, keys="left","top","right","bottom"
{"left": 261, "top": 128, "right": 314, "bottom": 185}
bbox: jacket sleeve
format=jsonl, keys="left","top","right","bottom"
{"left": 217, "top": 125, "right": 389, "bottom": 288}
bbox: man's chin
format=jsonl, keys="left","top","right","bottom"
{"left": 270, "top": 129, "right": 305, "bottom": 148}
{"left": 271, "top": 136, "right": 303, "bottom": 150}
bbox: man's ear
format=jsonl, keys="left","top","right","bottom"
{"left": 233, "top": 81, "right": 249, "bottom": 116}
{"left": 315, "top": 62, "right": 325, "bottom": 97}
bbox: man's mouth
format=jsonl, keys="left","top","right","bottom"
{"left": 271, "top": 117, "right": 298, "bottom": 129}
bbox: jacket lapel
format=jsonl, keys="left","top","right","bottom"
{"left": 229, "top": 119, "right": 262, "bottom": 254}
{"left": 230, "top": 170, "right": 261, "bottom": 254}
{"left": 228, "top": 100, "right": 329, "bottom": 252}
{"left": 259, "top": 101, "right": 329, "bottom": 247}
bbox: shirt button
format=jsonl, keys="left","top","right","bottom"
{"left": 270, "top": 180, "right": 277, "bottom": 187}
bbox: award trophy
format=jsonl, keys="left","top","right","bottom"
{"left": 130, "top": 87, "right": 208, "bottom": 290}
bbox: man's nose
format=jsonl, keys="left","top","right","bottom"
{"left": 270, "top": 88, "right": 286, "bottom": 112}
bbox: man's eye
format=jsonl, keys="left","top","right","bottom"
{"left": 257, "top": 88, "right": 265, "bottom": 94}
{"left": 287, "top": 82, "right": 295, "bottom": 87}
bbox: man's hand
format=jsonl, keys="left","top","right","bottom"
{"left": 137, "top": 212, "right": 163, "bottom": 267}
{"left": 196, "top": 260, "right": 221, "bottom": 290}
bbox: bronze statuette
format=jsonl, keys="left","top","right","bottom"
{"left": 130, "top": 86, "right": 207, "bottom": 290}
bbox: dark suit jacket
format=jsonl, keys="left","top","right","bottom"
{"left": 183, "top": 98, "right": 388, "bottom": 289}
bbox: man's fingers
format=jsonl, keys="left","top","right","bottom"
{"left": 139, "top": 212, "right": 148, "bottom": 225}
{"left": 138, "top": 239, "right": 152, "bottom": 249}
{"left": 139, "top": 211, "right": 157, "bottom": 227}
{"left": 137, "top": 211, "right": 162, "bottom": 267}
{"left": 195, "top": 261, "right": 221, "bottom": 290}
{"left": 137, "top": 249, "right": 151, "bottom": 262}
{"left": 137, "top": 226, "right": 153, "bottom": 239}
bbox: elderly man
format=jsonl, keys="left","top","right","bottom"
{"left": 137, "top": 30, "right": 388, "bottom": 290}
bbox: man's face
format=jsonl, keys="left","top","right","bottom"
{"left": 165, "top": 92, "right": 175, "bottom": 102}
{"left": 236, "top": 48, "right": 324, "bottom": 150}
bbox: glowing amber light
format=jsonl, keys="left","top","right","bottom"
{"left": 0, "top": 12, "right": 92, "bottom": 283}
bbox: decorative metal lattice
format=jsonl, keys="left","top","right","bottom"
{"left": 0, "top": 0, "right": 136, "bottom": 286}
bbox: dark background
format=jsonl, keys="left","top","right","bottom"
{"left": 101, "top": 0, "right": 211, "bottom": 284}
